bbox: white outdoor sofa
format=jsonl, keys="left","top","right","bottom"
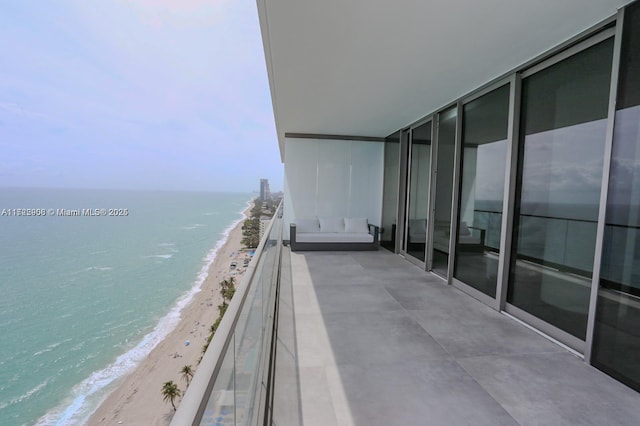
{"left": 290, "top": 217, "right": 379, "bottom": 251}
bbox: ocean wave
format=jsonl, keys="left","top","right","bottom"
{"left": 181, "top": 223, "right": 205, "bottom": 230}
{"left": 70, "top": 266, "right": 113, "bottom": 274}
{"left": 158, "top": 242, "right": 178, "bottom": 252}
{"left": 144, "top": 254, "right": 173, "bottom": 259}
{"left": 1, "top": 379, "right": 49, "bottom": 409}
{"left": 36, "top": 200, "right": 251, "bottom": 426}
{"left": 33, "top": 340, "right": 67, "bottom": 357}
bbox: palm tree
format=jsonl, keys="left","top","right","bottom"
{"left": 220, "top": 277, "right": 236, "bottom": 303}
{"left": 161, "top": 380, "right": 181, "bottom": 411}
{"left": 181, "top": 364, "right": 194, "bottom": 387}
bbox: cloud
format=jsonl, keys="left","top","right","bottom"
{"left": 520, "top": 119, "right": 607, "bottom": 205}
{"left": 0, "top": 102, "right": 47, "bottom": 120}
{"left": 0, "top": 0, "right": 281, "bottom": 191}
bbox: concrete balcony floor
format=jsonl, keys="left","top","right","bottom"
{"left": 279, "top": 248, "right": 640, "bottom": 426}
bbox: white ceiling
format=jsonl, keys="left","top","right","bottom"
{"left": 257, "top": 0, "right": 633, "bottom": 160}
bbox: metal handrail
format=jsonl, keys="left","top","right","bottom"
{"left": 172, "top": 202, "right": 283, "bottom": 425}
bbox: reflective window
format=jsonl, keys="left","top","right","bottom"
{"left": 508, "top": 38, "right": 614, "bottom": 340}
{"left": 405, "top": 121, "right": 432, "bottom": 263}
{"left": 432, "top": 107, "right": 457, "bottom": 277}
{"left": 455, "top": 84, "right": 510, "bottom": 297}
{"left": 593, "top": 2, "right": 640, "bottom": 391}
{"left": 381, "top": 131, "right": 401, "bottom": 252}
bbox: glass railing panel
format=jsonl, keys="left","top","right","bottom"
{"left": 200, "top": 334, "right": 236, "bottom": 425}
{"left": 564, "top": 219, "right": 598, "bottom": 272}
{"left": 601, "top": 225, "right": 640, "bottom": 293}
{"left": 272, "top": 245, "right": 302, "bottom": 425}
{"left": 172, "top": 202, "right": 283, "bottom": 426}
{"left": 468, "top": 209, "right": 600, "bottom": 276}
{"left": 231, "top": 264, "right": 264, "bottom": 424}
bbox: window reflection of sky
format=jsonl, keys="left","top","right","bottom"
{"left": 520, "top": 118, "right": 607, "bottom": 220}
{"left": 607, "top": 105, "right": 640, "bottom": 218}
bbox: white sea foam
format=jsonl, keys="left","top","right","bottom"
{"left": 158, "top": 242, "right": 178, "bottom": 252}
{"left": 181, "top": 223, "right": 205, "bottom": 230}
{"left": 33, "top": 340, "right": 69, "bottom": 357}
{"left": 71, "top": 266, "right": 113, "bottom": 274}
{"left": 1, "top": 380, "right": 49, "bottom": 410}
{"left": 144, "top": 254, "right": 173, "bottom": 259}
{"left": 36, "top": 202, "right": 251, "bottom": 426}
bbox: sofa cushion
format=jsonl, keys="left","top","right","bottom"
{"left": 319, "top": 217, "right": 345, "bottom": 233}
{"left": 295, "top": 218, "right": 320, "bottom": 233}
{"left": 297, "top": 232, "right": 374, "bottom": 243}
{"left": 344, "top": 217, "right": 369, "bottom": 233}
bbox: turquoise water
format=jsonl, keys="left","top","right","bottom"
{"left": 0, "top": 188, "right": 251, "bottom": 425}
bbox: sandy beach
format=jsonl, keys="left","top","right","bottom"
{"left": 88, "top": 205, "right": 252, "bottom": 425}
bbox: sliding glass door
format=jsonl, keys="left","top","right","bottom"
{"left": 381, "top": 131, "right": 401, "bottom": 252}
{"left": 403, "top": 121, "right": 432, "bottom": 265}
{"left": 592, "top": 2, "right": 640, "bottom": 392}
{"left": 454, "top": 84, "right": 510, "bottom": 298}
{"left": 431, "top": 107, "right": 457, "bottom": 277}
{"left": 507, "top": 36, "right": 614, "bottom": 345}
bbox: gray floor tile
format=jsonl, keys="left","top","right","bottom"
{"left": 385, "top": 281, "right": 474, "bottom": 311}
{"left": 459, "top": 352, "right": 640, "bottom": 426}
{"left": 322, "top": 311, "right": 450, "bottom": 365}
{"left": 294, "top": 313, "right": 335, "bottom": 367}
{"left": 298, "top": 367, "right": 338, "bottom": 426}
{"left": 306, "top": 267, "right": 379, "bottom": 286}
{"left": 325, "top": 360, "right": 517, "bottom": 426}
{"left": 312, "top": 284, "right": 405, "bottom": 314}
{"left": 409, "top": 305, "right": 564, "bottom": 358}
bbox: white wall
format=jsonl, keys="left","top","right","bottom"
{"left": 283, "top": 137, "right": 384, "bottom": 239}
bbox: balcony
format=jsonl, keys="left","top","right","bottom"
{"left": 281, "top": 249, "right": 640, "bottom": 425}
{"left": 175, "top": 206, "right": 640, "bottom": 425}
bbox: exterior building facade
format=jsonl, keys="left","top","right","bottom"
{"left": 258, "top": 0, "right": 640, "bottom": 393}
{"left": 260, "top": 178, "right": 271, "bottom": 202}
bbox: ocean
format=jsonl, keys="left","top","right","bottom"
{"left": 0, "top": 188, "right": 252, "bottom": 425}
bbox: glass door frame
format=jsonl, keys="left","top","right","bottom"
{"left": 583, "top": 15, "right": 622, "bottom": 363}
{"left": 588, "top": 6, "right": 638, "bottom": 376}
{"left": 399, "top": 118, "right": 435, "bottom": 269}
{"left": 449, "top": 77, "right": 517, "bottom": 310}
{"left": 396, "top": 128, "right": 410, "bottom": 255}
{"left": 428, "top": 104, "right": 460, "bottom": 279}
{"left": 502, "top": 28, "right": 617, "bottom": 355}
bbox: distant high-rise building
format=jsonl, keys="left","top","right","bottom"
{"left": 259, "top": 179, "right": 271, "bottom": 201}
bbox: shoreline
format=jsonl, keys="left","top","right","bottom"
{"left": 85, "top": 201, "right": 253, "bottom": 425}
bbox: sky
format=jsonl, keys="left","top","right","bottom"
{"left": 0, "top": 0, "right": 282, "bottom": 193}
